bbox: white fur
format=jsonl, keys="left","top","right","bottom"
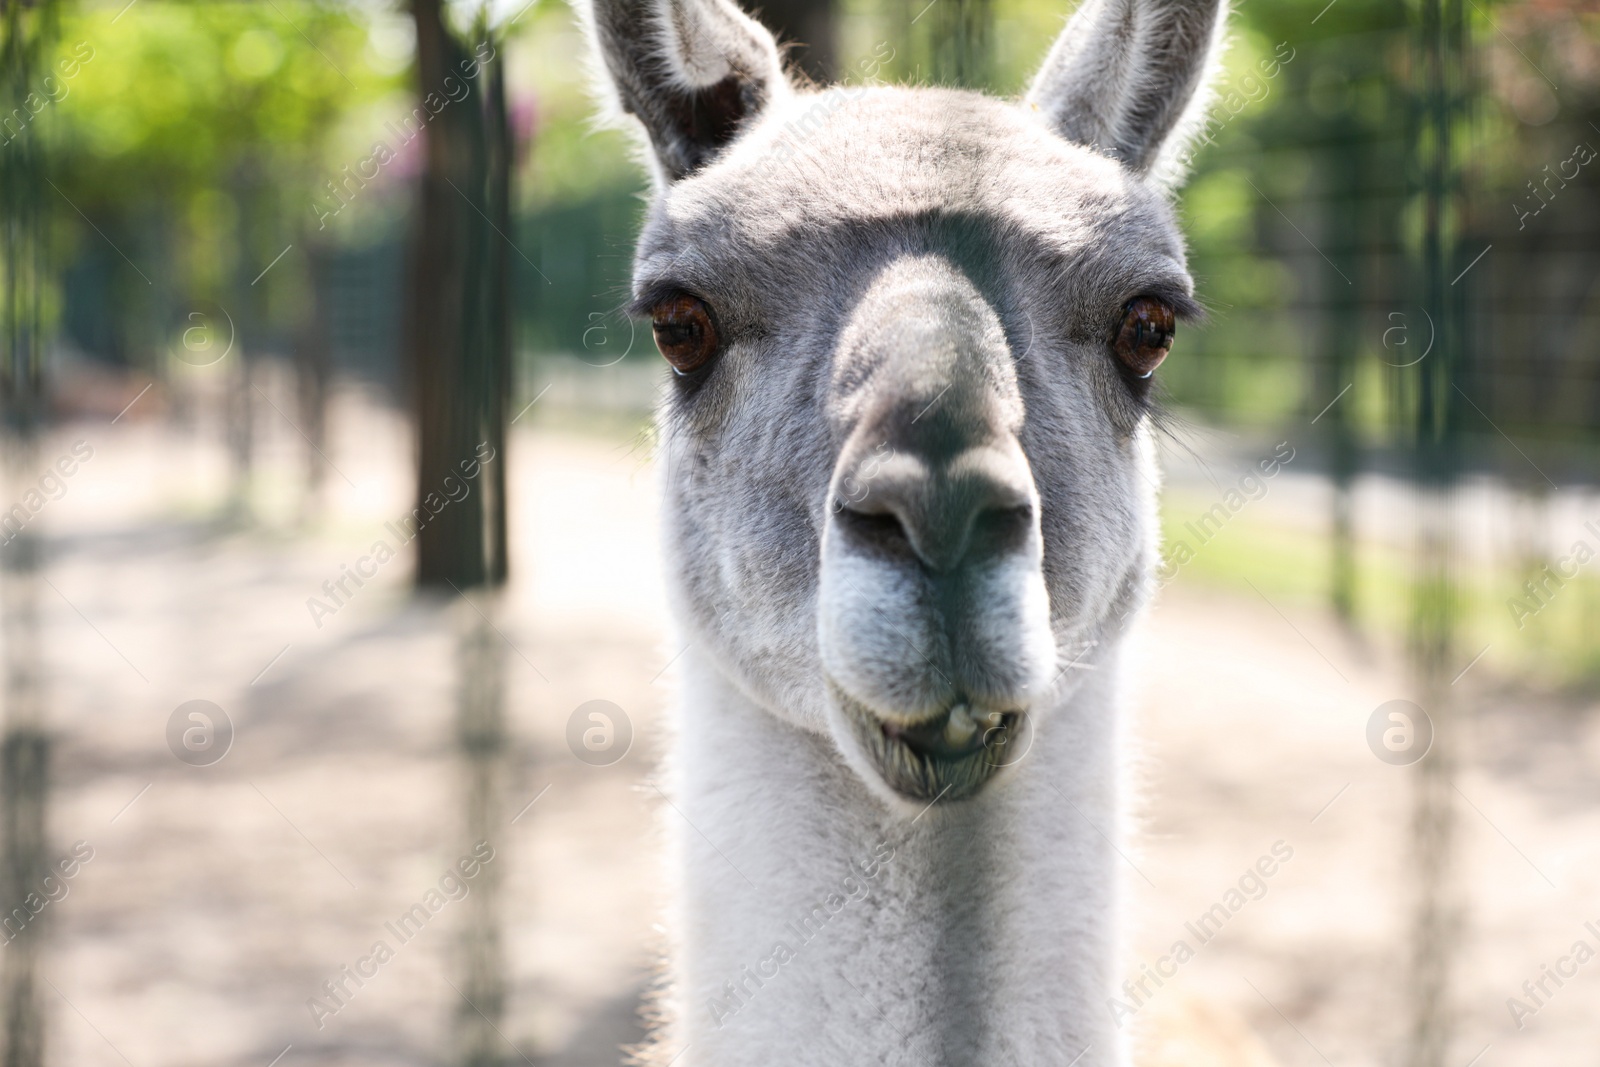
{"left": 661, "top": 647, "right": 1131, "bottom": 1065}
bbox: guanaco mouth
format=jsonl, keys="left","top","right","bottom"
{"left": 831, "top": 682, "right": 1030, "bottom": 802}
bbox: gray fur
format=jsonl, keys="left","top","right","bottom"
{"left": 580, "top": 0, "right": 790, "bottom": 182}
{"left": 581, "top": 2, "right": 1225, "bottom": 1063}
{"left": 1026, "top": 0, "right": 1230, "bottom": 185}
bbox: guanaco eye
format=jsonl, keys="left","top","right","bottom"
{"left": 1112, "top": 296, "right": 1176, "bottom": 379}
{"left": 651, "top": 295, "right": 719, "bottom": 374}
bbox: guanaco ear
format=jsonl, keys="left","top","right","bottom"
{"left": 582, "top": 0, "right": 791, "bottom": 183}
{"left": 1024, "top": 0, "right": 1227, "bottom": 186}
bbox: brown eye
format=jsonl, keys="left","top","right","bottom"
{"left": 1113, "top": 296, "right": 1176, "bottom": 378}
{"left": 651, "top": 295, "right": 719, "bottom": 374}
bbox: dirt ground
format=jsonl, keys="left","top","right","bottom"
{"left": 15, "top": 382, "right": 1600, "bottom": 1067}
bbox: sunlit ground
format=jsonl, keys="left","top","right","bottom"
{"left": 16, "top": 366, "right": 1599, "bottom": 1066}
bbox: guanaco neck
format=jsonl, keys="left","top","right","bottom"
{"left": 662, "top": 647, "right": 1129, "bottom": 1067}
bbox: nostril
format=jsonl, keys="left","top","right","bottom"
{"left": 833, "top": 502, "right": 915, "bottom": 558}
{"left": 967, "top": 503, "right": 1034, "bottom": 561}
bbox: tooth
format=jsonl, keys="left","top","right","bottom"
{"left": 944, "top": 703, "right": 978, "bottom": 747}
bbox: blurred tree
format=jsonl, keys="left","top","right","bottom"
{"left": 904, "top": 0, "right": 993, "bottom": 87}
{"left": 1404, "top": 3, "right": 1472, "bottom": 1063}
{"left": 51, "top": 3, "right": 388, "bottom": 348}
{"left": 48, "top": 2, "right": 395, "bottom": 514}
{"left": 408, "top": 1, "right": 510, "bottom": 589}
{"left": 0, "top": 3, "right": 57, "bottom": 1064}
{"left": 1, "top": 0, "right": 51, "bottom": 431}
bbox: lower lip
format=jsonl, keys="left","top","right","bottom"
{"left": 842, "top": 697, "right": 1024, "bottom": 802}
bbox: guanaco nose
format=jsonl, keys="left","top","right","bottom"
{"left": 831, "top": 376, "right": 1035, "bottom": 575}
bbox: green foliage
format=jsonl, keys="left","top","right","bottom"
{"left": 41, "top": 1, "right": 399, "bottom": 362}
{"left": 517, "top": 0, "right": 643, "bottom": 207}
{"left": 56, "top": 3, "right": 393, "bottom": 201}
{"left": 16, "top": 0, "right": 1598, "bottom": 678}
{"left": 1, "top": 0, "right": 62, "bottom": 424}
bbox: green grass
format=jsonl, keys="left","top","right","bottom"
{"left": 1158, "top": 495, "right": 1600, "bottom": 689}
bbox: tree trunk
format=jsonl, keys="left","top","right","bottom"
{"left": 408, "top": 0, "right": 511, "bottom": 590}
{"left": 0, "top": 4, "right": 53, "bottom": 1062}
